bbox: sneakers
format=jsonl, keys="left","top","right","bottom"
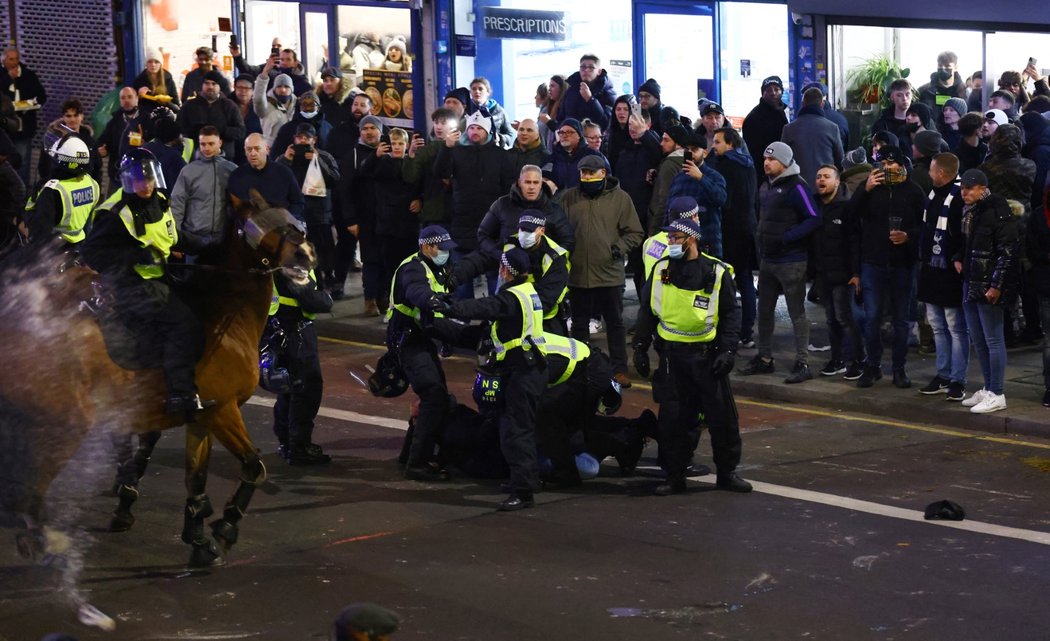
{"left": 919, "top": 376, "right": 949, "bottom": 395}
{"left": 945, "top": 382, "right": 966, "bottom": 401}
{"left": 716, "top": 473, "right": 753, "bottom": 493}
{"left": 1043, "top": 389, "right": 1050, "bottom": 408}
{"left": 588, "top": 319, "right": 603, "bottom": 335}
{"left": 892, "top": 369, "right": 911, "bottom": 389}
{"left": 843, "top": 361, "right": 864, "bottom": 381}
{"left": 820, "top": 359, "right": 846, "bottom": 376}
{"left": 738, "top": 337, "right": 756, "bottom": 349}
{"left": 738, "top": 355, "right": 774, "bottom": 376}
{"left": 970, "top": 393, "right": 1007, "bottom": 414}
{"left": 784, "top": 361, "right": 813, "bottom": 384}
{"left": 961, "top": 388, "right": 990, "bottom": 408}
{"left": 856, "top": 365, "right": 882, "bottom": 388}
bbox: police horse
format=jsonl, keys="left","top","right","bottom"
{"left": 0, "top": 192, "right": 314, "bottom": 571}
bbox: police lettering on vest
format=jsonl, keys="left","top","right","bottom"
{"left": 27, "top": 174, "right": 101, "bottom": 244}
{"left": 491, "top": 281, "right": 546, "bottom": 360}
{"left": 649, "top": 256, "right": 732, "bottom": 343}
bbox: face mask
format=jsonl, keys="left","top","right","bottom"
{"left": 668, "top": 244, "right": 685, "bottom": 259}
{"left": 300, "top": 110, "right": 318, "bottom": 119}
{"left": 275, "top": 94, "right": 291, "bottom": 104}
{"left": 903, "top": 122, "right": 920, "bottom": 134}
{"left": 580, "top": 177, "right": 605, "bottom": 196}
{"left": 883, "top": 165, "right": 909, "bottom": 185}
{"left": 518, "top": 231, "right": 537, "bottom": 248}
{"left": 433, "top": 250, "right": 449, "bottom": 266}
{"left": 937, "top": 70, "right": 953, "bottom": 81}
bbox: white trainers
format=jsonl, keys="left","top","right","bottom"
{"left": 961, "top": 388, "right": 989, "bottom": 407}
{"left": 588, "top": 319, "right": 603, "bottom": 334}
{"left": 971, "top": 393, "right": 1007, "bottom": 414}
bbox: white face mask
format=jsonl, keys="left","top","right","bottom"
{"left": 518, "top": 230, "right": 537, "bottom": 248}
{"left": 667, "top": 243, "right": 685, "bottom": 259}
{"left": 433, "top": 250, "right": 449, "bottom": 266}
{"left": 300, "top": 110, "right": 318, "bottom": 119}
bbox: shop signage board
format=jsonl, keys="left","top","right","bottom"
{"left": 478, "top": 8, "right": 567, "bottom": 41}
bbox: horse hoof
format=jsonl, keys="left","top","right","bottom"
{"left": 210, "top": 519, "right": 238, "bottom": 552}
{"left": 187, "top": 541, "right": 225, "bottom": 569}
{"left": 109, "top": 510, "right": 135, "bottom": 532}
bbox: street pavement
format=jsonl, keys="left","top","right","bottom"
{"left": 2, "top": 275, "right": 1050, "bottom": 640}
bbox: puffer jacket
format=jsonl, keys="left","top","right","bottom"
{"left": 756, "top": 162, "right": 821, "bottom": 263}
{"left": 433, "top": 132, "right": 515, "bottom": 251}
{"left": 477, "top": 182, "right": 574, "bottom": 262}
{"left": 812, "top": 184, "right": 854, "bottom": 285}
{"left": 979, "top": 125, "right": 1037, "bottom": 218}
{"left": 957, "top": 193, "right": 1022, "bottom": 305}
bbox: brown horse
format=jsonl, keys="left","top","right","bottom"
{"left": 0, "top": 192, "right": 314, "bottom": 569}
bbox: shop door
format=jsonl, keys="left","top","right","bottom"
{"left": 632, "top": 1, "right": 718, "bottom": 121}
{"left": 299, "top": 4, "right": 336, "bottom": 87}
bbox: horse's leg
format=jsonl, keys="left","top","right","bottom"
{"left": 203, "top": 401, "right": 266, "bottom": 555}
{"left": 182, "top": 421, "right": 223, "bottom": 569}
{"left": 109, "top": 430, "right": 163, "bottom": 532}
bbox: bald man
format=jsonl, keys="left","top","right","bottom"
{"left": 98, "top": 86, "right": 146, "bottom": 190}
{"left": 509, "top": 118, "right": 550, "bottom": 174}
{"left": 227, "top": 132, "right": 304, "bottom": 220}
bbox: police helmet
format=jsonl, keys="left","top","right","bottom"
{"left": 367, "top": 349, "right": 408, "bottom": 398}
{"left": 45, "top": 128, "right": 91, "bottom": 173}
{"left": 258, "top": 345, "right": 293, "bottom": 393}
{"left": 119, "top": 147, "right": 167, "bottom": 194}
{"left": 472, "top": 367, "right": 503, "bottom": 409}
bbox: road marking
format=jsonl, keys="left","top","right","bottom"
{"left": 248, "top": 395, "right": 1050, "bottom": 548}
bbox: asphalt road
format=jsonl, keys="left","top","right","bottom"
{"left": 3, "top": 336, "right": 1050, "bottom": 640}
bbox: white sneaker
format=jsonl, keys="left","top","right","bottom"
{"left": 971, "top": 393, "right": 1007, "bottom": 414}
{"left": 961, "top": 388, "right": 989, "bottom": 407}
{"left": 589, "top": 319, "right": 603, "bottom": 335}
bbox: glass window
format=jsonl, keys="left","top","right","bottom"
{"left": 718, "top": 2, "right": 789, "bottom": 124}
{"left": 643, "top": 12, "right": 714, "bottom": 122}
{"left": 244, "top": 1, "right": 301, "bottom": 71}
{"left": 337, "top": 6, "right": 413, "bottom": 126}
{"left": 985, "top": 31, "right": 1050, "bottom": 111}
{"left": 142, "top": 0, "right": 233, "bottom": 96}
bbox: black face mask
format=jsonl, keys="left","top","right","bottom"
{"left": 579, "top": 177, "right": 605, "bottom": 197}
{"left": 903, "top": 122, "right": 921, "bottom": 134}
{"left": 937, "top": 70, "right": 953, "bottom": 82}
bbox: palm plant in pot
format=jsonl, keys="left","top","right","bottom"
{"left": 847, "top": 53, "right": 910, "bottom": 108}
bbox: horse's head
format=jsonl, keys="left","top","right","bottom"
{"left": 233, "top": 191, "right": 316, "bottom": 285}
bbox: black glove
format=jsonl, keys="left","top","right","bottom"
{"left": 444, "top": 271, "right": 460, "bottom": 293}
{"left": 425, "top": 295, "right": 451, "bottom": 314}
{"left": 633, "top": 346, "right": 651, "bottom": 379}
{"left": 611, "top": 244, "right": 624, "bottom": 262}
{"left": 710, "top": 350, "right": 736, "bottom": 378}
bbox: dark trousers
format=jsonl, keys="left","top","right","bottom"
{"left": 821, "top": 279, "right": 864, "bottom": 364}
{"left": 380, "top": 234, "right": 420, "bottom": 305}
{"left": 332, "top": 224, "right": 358, "bottom": 293}
{"left": 119, "top": 279, "right": 203, "bottom": 396}
{"left": 400, "top": 338, "right": 450, "bottom": 466}
{"left": 570, "top": 286, "right": 628, "bottom": 374}
{"left": 500, "top": 363, "right": 546, "bottom": 494}
{"left": 272, "top": 323, "right": 323, "bottom": 449}
{"left": 535, "top": 368, "right": 588, "bottom": 480}
{"left": 860, "top": 263, "right": 915, "bottom": 370}
{"left": 666, "top": 347, "right": 742, "bottom": 479}
{"left": 724, "top": 236, "right": 757, "bottom": 341}
{"left": 307, "top": 223, "right": 336, "bottom": 291}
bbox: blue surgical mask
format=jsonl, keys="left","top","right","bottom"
{"left": 518, "top": 230, "right": 537, "bottom": 248}
{"left": 668, "top": 244, "right": 685, "bottom": 259}
{"left": 433, "top": 250, "right": 449, "bottom": 266}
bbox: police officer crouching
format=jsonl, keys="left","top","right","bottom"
{"left": 390, "top": 225, "right": 464, "bottom": 481}
{"left": 23, "top": 130, "right": 101, "bottom": 246}
{"left": 632, "top": 219, "right": 752, "bottom": 495}
{"left": 440, "top": 247, "right": 547, "bottom": 511}
{"left": 269, "top": 264, "right": 334, "bottom": 464}
{"left": 80, "top": 148, "right": 211, "bottom": 417}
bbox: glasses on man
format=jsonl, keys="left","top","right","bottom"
{"left": 579, "top": 64, "right": 597, "bottom": 70}
{"left": 584, "top": 135, "right": 602, "bottom": 143}
{"left": 557, "top": 129, "right": 578, "bottom": 137}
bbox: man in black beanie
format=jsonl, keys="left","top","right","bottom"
{"left": 742, "top": 75, "right": 788, "bottom": 181}
{"left": 638, "top": 77, "right": 665, "bottom": 135}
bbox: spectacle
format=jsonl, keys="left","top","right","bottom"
{"left": 557, "top": 129, "right": 578, "bottom": 136}
{"left": 579, "top": 64, "right": 597, "bottom": 70}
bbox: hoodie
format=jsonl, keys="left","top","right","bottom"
{"left": 253, "top": 74, "right": 296, "bottom": 145}
{"left": 269, "top": 106, "right": 333, "bottom": 162}
{"left": 979, "top": 124, "right": 1037, "bottom": 218}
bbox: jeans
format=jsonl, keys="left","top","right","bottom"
{"left": 570, "top": 286, "right": 628, "bottom": 374}
{"left": 860, "top": 263, "right": 915, "bottom": 370}
{"left": 1039, "top": 295, "right": 1050, "bottom": 389}
{"left": 757, "top": 259, "right": 809, "bottom": 363}
{"left": 737, "top": 267, "right": 757, "bottom": 342}
{"left": 12, "top": 138, "right": 31, "bottom": 185}
{"left": 962, "top": 285, "right": 1006, "bottom": 395}
{"left": 821, "top": 280, "right": 864, "bottom": 364}
{"left": 925, "top": 304, "right": 969, "bottom": 384}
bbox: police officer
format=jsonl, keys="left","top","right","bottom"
{"left": 390, "top": 225, "right": 463, "bottom": 481}
{"left": 80, "top": 148, "right": 210, "bottom": 417}
{"left": 443, "top": 247, "right": 547, "bottom": 511}
{"left": 633, "top": 219, "right": 752, "bottom": 495}
{"left": 24, "top": 131, "right": 100, "bottom": 246}
{"left": 269, "top": 265, "right": 333, "bottom": 464}
{"left": 639, "top": 196, "right": 702, "bottom": 280}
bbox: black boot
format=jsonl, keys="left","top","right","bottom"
{"left": 654, "top": 476, "right": 687, "bottom": 496}
{"left": 498, "top": 493, "right": 534, "bottom": 511}
{"left": 716, "top": 472, "right": 753, "bottom": 493}
{"left": 288, "top": 444, "right": 332, "bottom": 465}
{"left": 165, "top": 393, "right": 216, "bottom": 420}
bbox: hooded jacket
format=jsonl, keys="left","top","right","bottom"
{"left": 317, "top": 81, "right": 354, "bottom": 128}
{"left": 812, "top": 183, "right": 855, "bottom": 285}
{"left": 849, "top": 172, "right": 925, "bottom": 268}
{"left": 169, "top": 151, "right": 238, "bottom": 253}
{"left": 958, "top": 193, "right": 1022, "bottom": 305}
{"left": 613, "top": 129, "right": 662, "bottom": 229}
{"left": 606, "top": 95, "right": 636, "bottom": 170}
{"left": 269, "top": 108, "right": 333, "bottom": 161}
{"left": 560, "top": 176, "right": 644, "bottom": 288}
{"left": 559, "top": 70, "right": 616, "bottom": 132}
{"left": 979, "top": 125, "right": 1037, "bottom": 218}
{"left": 253, "top": 74, "right": 296, "bottom": 145}
{"left": 433, "top": 132, "right": 516, "bottom": 250}
{"left": 667, "top": 158, "right": 728, "bottom": 258}
{"left": 477, "top": 181, "right": 575, "bottom": 262}
{"left": 1020, "top": 114, "right": 1050, "bottom": 215}
{"left": 757, "top": 163, "right": 821, "bottom": 263}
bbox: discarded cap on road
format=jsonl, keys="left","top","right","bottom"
{"left": 924, "top": 499, "right": 965, "bottom": 521}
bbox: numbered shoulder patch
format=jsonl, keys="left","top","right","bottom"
{"left": 693, "top": 294, "right": 710, "bottom": 310}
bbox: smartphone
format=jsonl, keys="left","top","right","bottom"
{"left": 271, "top": 46, "right": 280, "bottom": 58}
{"left": 380, "top": 134, "right": 391, "bottom": 145}
{"left": 1030, "top": 56, "right": 1038, "bottom": 67}
{"left": 683, "top": 150, "right": 693, "bottom": 163}
{"left": 229, "top": 34, "right": 238, "bottom": 48}
{"left": 292, "top": 143, "right": 311, "bottom": 156}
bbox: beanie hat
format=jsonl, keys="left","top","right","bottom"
{"left": 664, "top": 125, "right": 690, "bottom": 148}
{"left": 943, "top": 97, "right": 968, "bottom": 118}
{"left": 560, "top": 117, "right": 583, "bottom": 138}
{"left": 763, "top": 141, "right": 794, "bottom": 166}
{"left": 907, "top": 102, "right": 932, "bottom": 129}
{"left": 360, "top": 115, "right": 384, "bottom": 131}
{"left": 444, "top": 87, "right": 470, "bottom": 108}
{"left": 465, "top": 111, "right": 492, "bottom": 135}
{"left": 872, "top": 130, "right": 900, "bottom": 148}
{"left": 202, "top": 69, "right": 225, "bottom": 85}
{"left": 155, "top": 118, "right": 181, "bottom": 143}
{"left": 761, "top": 75, "right": 784, "bottom": 92}
{"left": 145, "top": 47, "right": 162, "bottom": 64}
{"left": 913, "top": 129, "right": 944, "bottom": 157}
{"left": 639, "top": 78, "right": 661, "bottom": 100}
{"left": 274, "top": 74, "right": 294, "bottom": 89}
{"left": 842, "top": 146, "right": 867, "bottom": 169}
{"left": 385, "top": 36, "right": 407, "bottom": 57}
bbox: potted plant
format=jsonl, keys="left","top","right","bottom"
{"left": 847, "top": 53, "right": 910, "bottom": 109}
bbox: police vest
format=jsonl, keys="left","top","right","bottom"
{"left": 26, "top": 174, "right": 101, "bottom": 244}
{"left": 641, "top": 232, "right": 670, "bottom": 279}
{"left": 491, "top": 281, "right": 546, "bottom": 361}
{"left": 503, "top": 237, "right": 570, "bottom": 320}
{"left": 387, "top": 253, "right": 447, "bottom": 325}
{"left": 269, "top": 269, "right": 319, "bottom": 319}
{"left": 649, "top": 256, "right": 732, "bottom": 343}
{"left": 102, "top": 189, "right": 177, "bottom": 280}
{"left": 181, "top": 138, "right": 195, "bottom": 164}
{"left": 544, "top": 332, "right": 590, "bottom": 387}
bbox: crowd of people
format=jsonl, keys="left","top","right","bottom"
{"left": 3, "top": 41, "right": 1050, "bottom": 511}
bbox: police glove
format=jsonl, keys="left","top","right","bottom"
{"left": 710, "top": 350, "right": 736, "bottom": 378}
{"left": 444, "top": 271, "right": 461, "bottom": 293}
{"left": 633, "top": 346, "right": 651, "bottom": 379}
{"left": 425, "top": 295, "right": 451, "bottom": 314}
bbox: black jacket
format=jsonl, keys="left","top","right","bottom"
{"left": 454, "top": 235, "right": 568, "bottom": 318}
{"left": 271, "top": 269, "right": 333, "bottom": 324}
{"left": 433, "top": 137, "right": 515, "bottom": 251}
{"left": 177, "top": 96, "right": 246, "bottom": 158}
{"left": 388, "top": 253, "right": 465, "bottom": 345}
{"left": 559, "top": 70, "right": 617, "bottom": 132}
{"left": 276, "top": 147, "right": 340, "bottom": 227}
{"left": 916, "top": 181, "right": 965, "bottom": 308}
{"left": 366, "top": 154, "right": 422, "bottom": 239}
{"left": 447, "top": 278, "right": 544, "bottom": 370}
{"left": 959, "top": 194, "right": 1022, "bottom": 305}
{"left": 756, "top": 164, "right": 821, "bottom": 263}
{"left": 850, "top": 178, "right": 925, "bottom": 268}
{"left": 81, "top": 191, "right": 173, "bottom": 286}
{"left": 0, "top": 63, "right": 46, "bottom": 139}
{"left": 980, "top": 126, "right": 1037, "bottom": 218}
{"left": 477, "top": 182, "right": 574, "bottom": 262}
{"left": 812, "top": 185, "right": 855, "bottom": 285}
{"left": 742, "top": 99, "right": 788, "bottom": 179}
{"left": 613, "top": 131, "right": 662, "bottom": 228}
{"left": 337, "top": 142, "right": 380, "bottom": 246}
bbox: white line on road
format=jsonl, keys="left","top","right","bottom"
{"left": 248, "top": 396, "right": 1050, "bottom": 547}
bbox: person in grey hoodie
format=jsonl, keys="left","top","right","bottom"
{"left": 254, "top": 55, "right": 297, "bottom": 146}
{"left": 169, "top": 125, "right": 237, "bottom": 255}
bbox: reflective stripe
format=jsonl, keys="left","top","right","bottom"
{"left": 182, "top": 138, "right": 195, "bottom": 164}
{"left": 491, "top": 282, "right": 546, "bottom": 361}
{"left": 544, "top": 332, "right": 590, "bottom": 386}
{"left": 650, "top": 256, "right": 731, "bottom": 344}
{"left": 34, "top": 175, "right": 100, "bottom": 244}
{"left": 269, "top": 269, "right": 319, "bottom": 319}
{"left": 113, "top": 192, "right": 177, "bottom": 280}
{"left": 505, "top": 237, "right": 570, "bottom": 320}
{"left": 386, "top": 253, "right": 447, "bottom": 325}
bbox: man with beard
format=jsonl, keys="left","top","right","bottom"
{"left": 98, "top": 87, "right": 146, "bottom": 191}
{"left": 507, "top": 118, "right": 549, "bottom": 174}
{"left": 742, "top": 76, "right": 789, "bottom": 182}
{"left": 177, "top": 71, "right": 246, "bottom": 159}
{"left": 543, "top": 117, "right": 603, "bottom": 192}
{"left": 181, "top": 47, "right": 231, "bottom": 101}
{"left": 560, "top": 54, "right": 617, "bottom": 131}
{"left": 638, "top": 78, "right": 664, "bottom": 137}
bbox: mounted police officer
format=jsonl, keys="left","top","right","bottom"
{"left": 442, "top": 247, "right": 548, "bottom": 511}
{"left": 268, "top": 264, "right": 333, "bottom": 465}
{"left": 633, "top": 218, "right": 752, "bottom": 495}
{"left": 23, "top": 129, "right": 100, "bottom": 246}
{"left": 390, "top": 225, "right": 464, "bottom": 481}
{"left": 80, "top": 148, "right": 211, "bottom": 417}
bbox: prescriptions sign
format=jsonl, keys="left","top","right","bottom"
{"left": 479, "top": 8, "right": 566, "bottom": 41}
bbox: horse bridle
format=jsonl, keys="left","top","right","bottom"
{"left": 240, "top": 209, "right": 306, "bottom": 269}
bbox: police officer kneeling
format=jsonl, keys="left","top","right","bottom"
{"left": 632, "top": 219, "right": 752, "bottom": 495}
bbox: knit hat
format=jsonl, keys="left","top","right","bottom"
{"left": 638, "top": 78, "right": 661, "bottom": 100}
{"left": 385, "top": 36, "right": 407, "bottom": 57}
{"left": 763, "top": 141, "right": 794, "bottom": 166}
{"left": 360, "top": 115, "right": 384, "bottom": 130}
{"left": 145, "top": 47, "right": 162, "bottom": 63}
{"left": 274, "top": 73, "right": 294, "bottom": 89}
{"left": 943, "top": 97, "right": 968, "bottom": 118}
{"left": 419, "top": 225, "right": 456, "bottom": 249}
{"left": 559, "top": 117, "right": 583, "bottom": 138}
{"left": 842, "top": 146, "right": 867, "bottom": 169}
{"left": 761, "top": 75, "right": 784, "bottom": 92}
{"left": 664, "top": 125, "right": 690, "bottom": 148}
{"left": 913, "top": 129, "right": 944, "bottom": 157}
{"left": 501, "top": 247, "right": 531, "bottom": 277}
{"left": 518, "top": 210, "right": 546, "bottom": 231}
{"left": 202, "top": 69, "right": 225, "bottom": 85}
{"left": 444, "top": 87, "right": 470, "bottom": 108}
{"left": 465, "top": 111, "right": 492, "bottom": 135}
{"left": 155, "top": 118, "right": 181, "bottom": 143}
{"left": 906, "top": 102, "right": 932, "bottom": 129}
{"left": 660, "top": 106, "right": 681, "bottom": 128}
{"left": 662, "top": 219, "right": 703, "bottom": 241}
{"left": 960, "top": 168, "right": 988, "bottom": 188}
{"left": 667, "top": 196, "right": 700, "bottom": 219}
{"left": 983, "top": 109, "right": 1009, "bottom": 126}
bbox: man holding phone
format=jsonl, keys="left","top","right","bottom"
{"left": 666, "top": 135, "right": 727, "bottom": 258}
{"left": 181, "top": 46, "right": 230, "bottom": 102}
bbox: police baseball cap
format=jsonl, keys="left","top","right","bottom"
{"left": 518, "top": 210, "right": 546, "bottom": 231}
{"left": 667, "top": 196, "right": 700, "bottom": 220}
{"left": 501, "top": 247, "right": 531, "bottom": 276}
{"left": 661, "top": 219, "right": 702, "bottom": 241}
{"left": 419, "top": 225, "right": 456, "bottom": 250}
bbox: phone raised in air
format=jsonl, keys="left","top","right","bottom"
{"left": 271, "top": 46, "right": 280, "bottom": 58}
{"left": 683, "top": 150, "right": 693, "bottom": 164}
